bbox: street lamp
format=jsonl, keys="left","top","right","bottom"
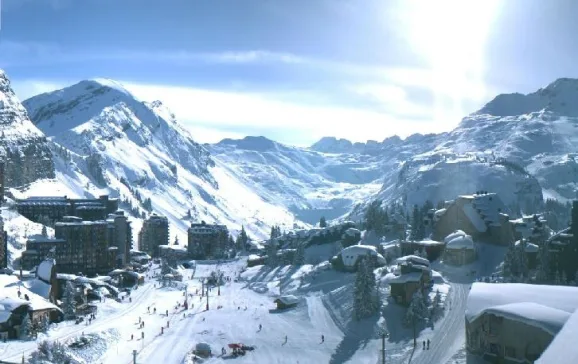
{"left": 378, "top": 327, "right": 389, "bottom": 364}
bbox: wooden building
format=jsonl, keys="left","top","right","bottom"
{"left": 274, "top": 295, "right": 299, "bottom": 310}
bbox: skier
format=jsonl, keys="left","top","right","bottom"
{"left": 321, "top": 334, "right": 324, "bottom": 343}
{"left": 427, "top": 339, "right": 430, "bottom": 350}
{"left": 166, "top": 309, "right": 169, "bottom": 316}
{"left": 222, "top": 347, "right": 226, "bottom": 355}
{"left": 131, "top": 334, "right": 134, "bottom": 340}
{"left": 154, "top": 307, "right": 157, "bottom": 314}
{"left": 422, "top": 340, "right": 426, "bottom": 350}
{"left": 259, "top": 324, "right": 262, "bottom": 331}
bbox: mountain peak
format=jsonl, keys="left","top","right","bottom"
{"left": 476, "top": 77, "right": 578, "bottom": 117}
{"left": 217, "top": 136, "right": 280, "bottom": 152}
{"left": 310, "top": 137, "right": 354, "bottom": 153}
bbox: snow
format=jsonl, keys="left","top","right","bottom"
{"left": 514, "top": 240, "right": 539, "bottom": 252}
{"left": 394, "top": 255, "right": 430, "bottom": 267}
{"left": 537, "top": 308, "right": 578, "bottom": 364}
{"left": 37, "top": 258, "right": 55, "bottom": 282}
{"left": 461, "top": 202, "right": 487, "bottom": 233}
{"left": 0, "top": 274, "right": 60, "bottom": 313}
{"left": 444, "top": 230, "right": 467, "bottom": 244}
{"left": 483, "top": 302, "right": 570, "bottom": 335}
{"left": 446, "top": 235, "right": 474, "bottom": 250}
{"left": 339, "top": 244, "right": 386, "bottom": 268}
{"left": 466, "top": 283, "right": 578, "bottom": 329}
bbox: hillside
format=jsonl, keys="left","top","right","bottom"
{"left": 0, "top": 70, "right": 55, "bottom": 186}
{"left": 19, "top": 77, "right": 305, "bottom": 250}
{"left": 209, "top": 136, "right": 383, "bottom": 224}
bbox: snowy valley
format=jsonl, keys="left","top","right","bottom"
{"left": 0, "top": 69, "right": 577, "bottom": 364}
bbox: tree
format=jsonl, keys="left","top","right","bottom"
{"left": 174, "top": 236, "right": 179, "bottom": 245}
{"left": 237, "top": 225, "right": 249, "bottom": 251}
{"left": 62, "top": 281, "right": 77, "bottom": 320}
{"left": 502, "top": 242, "right": 518, "bottom": 279}
{"left": 353, "top": 254, "right": 379, "bottom": 320}
{"left": 41, "top": 225, "right": 48, "bottom": 238}
{"left": 266, "top": 241, "right": 278, "bottom": 267}
{"left": 536, "top": 239, "right": 551, "bottom": 283}
{"left": 293, "top": 242, "right": 306, "bottom": 266}
{"left": 319, "top": 216, "right": 327, "bottom": 228}
{"left": 405, "top": 289, "right": 428, "bottom": 346}
{"left": 20, "top": 313, "right": 32, "bottom": 340}
{"left": 430, "top": 289, "right": 444, "bottom": 321}
{"left": 39, "top": 314, "right": 50, "bottom": 334}
{"left": 517, "top": 239, "right": 529, "bottom": 281}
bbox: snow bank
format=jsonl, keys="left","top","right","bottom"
{"left": 444, "top": 230, "right": 467, "bottom": 244}
{"left": 339, "top": 244, "right": 386, "bottom": 268}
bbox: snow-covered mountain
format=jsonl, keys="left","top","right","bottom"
{"left": 208, "top": 136, "right": 383, "bottom": 224}
{"left": 19, "top": 77, "right": 304, "bottom": 247}
{"left": 0, "top": 70, "right": 54, "bottom": 186}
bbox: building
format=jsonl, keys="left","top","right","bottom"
{"left": 106, "top": 210, "right": 132, "bottom": 267}
{"left": 433, "top": 192, "right": 513, "bottom": 245}
{"left": 0, "top": 215, "right": 7, "bottom": 269}
{"left": 466, "top": 283, "right": 578, "bottom": 363}
{"left": 274, "top": 295, "right": 299, "bottom": 310}
{"left": 443, "top": 231, "right": 476, "bottom": 266}
{"left": 0, "top": 160, "right": 5, "bottom": 204}
{"left": 20, "top": 235, "right": 67, "bottom": 271}
{"left": 53, "top": 217, "right": 112, "bottom": 275}
{"left": 187, "top": 221, "right": 229, "bottom": 259}
{"left": 384, "top": 255, "right": 432, "bottom": 305}
{"left": 138, "top": 213, "right": 169, "bottom": 257}
{"left": 16, "top": 195, "right": 119, "bottom": 225}
{"left": 158, "top": 245, "right": 189, "bottom": 266}
{"left": 536, "top": 307, "right": 578, "bottom": 364}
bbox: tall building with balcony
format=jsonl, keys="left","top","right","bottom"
{"left": 187, "top": 221, "right": 229, "bottom": 259}
{"left": 0, "top": 215, "right": 7, "bottom": 269}
{"left": 16, "top": 195, "right": 119, "bottom": 225}
{"left": 138, "top": 213, "right": 169, "bottom": 257}
{"left": 20, "top": 235, "right": 67, "bottom": 271}
{"left": 106, "top": 210, "right": 132, "bottom": 267}
{"left": 53, "top": 216, "right": 112, "bottom": 275}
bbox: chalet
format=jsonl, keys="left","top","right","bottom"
{"left": 385, "top": 255, "right": 432, "bottom": 305}
{"left": 274, "top": 295, "right": 299, "bottom": 310}
{"left": 443, "top": 231, "right": 476, "bottom": 266}
{"left": 433, "top": 193, "right": 513, "bottom": 245}
{"left": 466, "top": 283, "right": 578, "bottom": 363}
{"left": 158, "top": 245, "right": 189, "bottom": 266}
{"left": 330, "top": 245, "right": 386, "bottom": 272}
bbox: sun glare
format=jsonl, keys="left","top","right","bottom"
{"left": 401, "top": 0, "right": 503, "bottom": 122}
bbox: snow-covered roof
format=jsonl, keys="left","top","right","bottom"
{"left": 274, "top": 295, "right": 299, "bottom": 305}
{"left": 444, "top": 230, "right": 467, "bottom": 244}
{"left": 466, "top": 283, "right": 578, "bottom": 334}
{"left": 414, "top": 239, "right": 444, "bottom": 246}
{"left": 0, "top": 275, "right": 60, "bottom": 313}
{"left": 482, "top": 302, "right": 570, "bottom": 335}
{"left": 340, "top": 244, "right": 386, "bottom": 267}
{"left": 395, "top": 255, "right": 430, "bottom": 267}
{"left": 537, "top": 309, "right": 578, "bottom": 364}
{"left": 23, "top": 279, "right": 51, "bottom": 299}
{"left": 27, "top": 235, "right": 66, "bottom": 244}
{"left": 344, "top": 228, "right": 361, "bottom": 237}
{"left": 37, "top": 259, "right": 55, "bottom": 282}
{"left": 383, "top": 272, "right": 422, "bottom": 284}
{"left": 446, "top": 235, "right": 474, "bottom": 250}
{"left": 461, "top": 202, "right": 487, "bottom": 232}
{"left": 514, "top": 240, "right": 539, "bottom": 253}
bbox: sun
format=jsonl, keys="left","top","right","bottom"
{"left": 400, "top": 0, "right": 503, "bottom": 120}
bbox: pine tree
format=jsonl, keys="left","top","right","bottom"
{"left": 405, "top": 289, "right": 428, "bottom": 345}
{"left": 293, "top": 242, "right": 306, "bottom": 266}
{"left": 430, "top": 289, "right": 444, "bottom": 321}
{"left": 410, "top": 205, "right": 420, "bottom": 240}
{"left": 319, "top": 216, "right": 327, "bottom": 228}
{"left": 517, "top": 239, "right": 529, "bottom": 280}
{"left": 174, "top": 236, "right": 179, "bottom": 245}
{"left": 239, "top": 225, "right": 248, "bottom": 250}
{"left": 562, "top": 271, "right": 568, "bottom": 286}
{"left": 266, "top": 241, "right": 278, "bottom": 267}
{"left": 41, "top": 225, "right": 48, "bottom": 238}
{"left": 502, "top": 242, "right": 518, "bottom": 279}
{"left": 20, "top": 313, "right": 32, "bottom": 340}
{"left": 536, "top": 239, "right": 551, "bottom": 283}
{"left": 353, "top": 255, "right": 379, "bottom": 320}
{"left": 62, "top": 281, "right": 77, "bottom": 320}
{"left": 39, "top": 314, "right": 50, "bottom": 334}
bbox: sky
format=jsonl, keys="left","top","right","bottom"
{"left": 1, "top": 0, "right": 578, "bottom": 146}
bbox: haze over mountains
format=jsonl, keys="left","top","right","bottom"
{"left": 1, "top": 69, "right": 577, "bottom": 253}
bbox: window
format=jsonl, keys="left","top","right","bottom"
{"left": 505, "top": 346, "right": 516, "bottom": 358}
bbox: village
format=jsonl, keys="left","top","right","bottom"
{"left": 0, "top": 155, "right": 576, "bottom": 363}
